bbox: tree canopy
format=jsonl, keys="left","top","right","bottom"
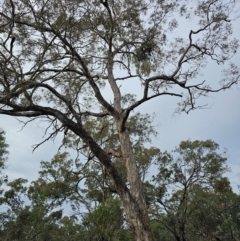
{"left": 0, "top": 0, "right": 240, "bottom": 240}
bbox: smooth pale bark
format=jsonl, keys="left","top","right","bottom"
{"left": 118, "top": 127, "right": 153, "bottom": 241}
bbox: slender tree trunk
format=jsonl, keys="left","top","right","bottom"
{"left": 118, "top": 126, "right": 154, "bottom": 241}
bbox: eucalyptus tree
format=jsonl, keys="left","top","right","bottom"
{"left": 185, "top": 181, "right": 240, "bottom": 241}
{"left": 0, "top": 130, "right": 8, "bottom": 176}
{"left": 0, "top": 177, "right": 66, "bottom": 241}
{"left": 151, "top": 140, "right": 232, "bottom": 241}
{"left": 0, "top": 0, "right": 240, "bottom": 240}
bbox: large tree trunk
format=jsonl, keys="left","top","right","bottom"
{"left": 104, "top": 54, "right": 153, "bottom": 239}
{"left": 118, "top": 127, "right": 153, "bottom": 241}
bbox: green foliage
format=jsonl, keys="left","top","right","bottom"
{"left": 185, "top": 184, "right": 240, "bottom": 241}
{"left": 150, "top": 139, "right": 238, "bottom": 241}
{"left": 155, "top": 140, "right": 229, "bottom": 188}
{"left": 0, "top": 137, "right": 239, "bottom": 241}
{"left": 0, "top": 130, "right": 8, "bottom": 167}
{"left": 0, "top": 130, "right": 8, "bottom": 195}
{"left": 0, "top": 129, "right": 239, "bottom": 241}
{"left": 82, "top": 198, "right": 123, "bottom": 240}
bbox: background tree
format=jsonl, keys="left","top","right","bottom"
{"left": 0, "top": 130, "right": 8, "bottom": 190}
{"left": 0, "top": 137, "right": 239, "bottom": 241}
{"left": 0, "top": 177, "right": 58, "bottom": 241}
{"left": 150, "top": 140, "right": 239, "bottom": 241}
{"left": 185, "top": 180, "right": 240, "bottom": 241}
{"left": 0, "top": 0, "right": 240, "bottom": 240}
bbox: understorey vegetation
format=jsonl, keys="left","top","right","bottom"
{"left": 0, "top": 130, "right": 240, "bottom": 241}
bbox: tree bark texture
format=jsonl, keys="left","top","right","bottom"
{"left": 118, "top": 127, "right": 153, "bottom": 241}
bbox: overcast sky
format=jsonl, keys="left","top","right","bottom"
{"left": 0, "top": 9, "right": 240, "bottom": 193}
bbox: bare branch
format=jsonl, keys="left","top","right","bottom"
{"left": 80, "top": 111, "right": 110, "bottom": 117}
{"left": 121, "top": 91, "right": 182, "bottom": 132}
